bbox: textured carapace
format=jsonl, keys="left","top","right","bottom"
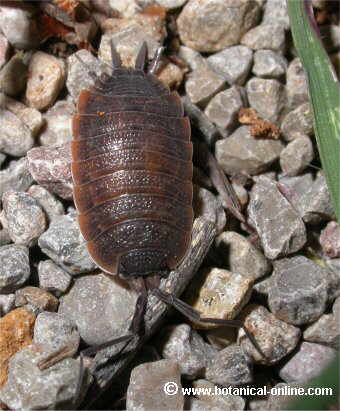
{"left": 71, "top": 43, "right": 193, "bottom": 279}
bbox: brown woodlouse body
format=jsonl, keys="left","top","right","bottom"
{"left": 72, "top": 43, "right": 193, "bottom": 279}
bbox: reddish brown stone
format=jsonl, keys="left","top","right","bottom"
{"left": 0, "top": 308, "right": 35, "bottom": 387}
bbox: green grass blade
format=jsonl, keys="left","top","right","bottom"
{"left": 287, "top": 0, "right": 340, "bottom": 221}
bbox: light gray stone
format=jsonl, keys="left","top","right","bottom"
{"left": 268, "top": 256, "right": 329, "bottom": 325}
{"left": 286, "top": 57, "right": 309, "bottom": 109}
{"left": 193, "top": 186, "right": 226, "bottom": 233}
{"left": 204, "top": 86, "right": 245, "bottom": 133}
{"left": 238, "top": 304, "right": 301, "bottom": 365}
{"left": 0, "top": 245, "right": 30, "bottom": 293}
{"left": 38, "top": 213, "right": 96, "bottom": 275}
{"left": 205, "top": 344, "right": 252, "bottom": 386}
{"left": 207, "top": 45, "right": 253, "bottom": 85}
{"left": 2, "top": 191, "right": 46, "bottom": 247}
{"left": 66, "top": 50, "right": 104, "bottom": 100}
{"left": 280, "top": 136, "right": 314, "bottom": 176}
{"left": 0, "top": 293, "right": 15, "bottom": 317}
{"left": 215, "top": 231, "right": 271, "bottom": 280}
{"left": 281, "top": 103, "right": 314, "bottom": 141}
{"left": 215, "top": 126, "right": 284, "bottom": 175}
{"left": 38, "top": 260, "right": 72, "bottom": 297}
{"left": 0, "top": 33, "right": 9, "bottom": 70}
{"left": 192, "top": 379, "right": 245, "bottom": 410}
{"left": 0, "top": 93, "right": 43, "bottom": 136}
{"left": 177, "top": 0, "right": 260, "bottom": 52}
{"left": 262, "top": 0, "right": 290, "bottom": 30}
{"left": 127, "top": 359, "right": 184, "bottom": 410}
{"left": 266, "top": 383, "right": 303, "bottom": 411}
{"left": 99, "top": 27, "right": 159, "bottom": 68}
{"left": 106, "top": 0, "right": 140, "bottom": 17}
{"left": 0, "top": 53, "right": 28, "bottom": 97}
{"left": 304, "top": 313, "right": 340, "bottom": 349}
{"left": 155, "top": 0, "right": 188, "bottom": 8}
{"left": 34, "top": 312, "right": 80, "bottom": 356}
{"left": 0, "top": 109, "right": 34, "bottom": 156}
{"left": 248, "top": 177, "right": 306, "bottom": 259}
{"left": 278, "top": 173, "right": 314, "bottom": 207}
{"left": 185, "top": 61, "right": 227, "bottom": 106}
{"left": 39, "top": 100, "right": 75, "bottom": 147}
{"left": 0, "top": 4, "right": 40, "bottom": 49}
{"left": 178, "top": 46, "right": 206, "bottom": 71}
{"left": 325, "top": 259, "right": 340, "bottom": 301}
{"left": 28, "top": 185, "right": 64, "bottom": 221}
{"left": 0, "top": 157, "right": 33, "bottom": 198}
{"left": 59, "top": 273, "right": 138, "bottom": 345}
{"left": 279, "top": 342, "right": 337, "bottom": 384}
{"left": 246, "top": 77, "right": 285, "bottom": 122}
{"left": 297, "top": 173, "right": 335, "bottom": 224}
{"left": 320, "top": 221, "right": 340, "bottom": 258}
{"left": 253, "top": 50, "right": 287, "bottom": 79}
{"left": 0, "top": 344, "right": 87, "bottom": 410}
{"left": 241, "top": 24, "right": 286, "bottom": 52}
{"left": 157, "top": 324, "right": 217, "bottom": 378}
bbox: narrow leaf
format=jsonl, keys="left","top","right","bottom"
{"left": 287, "top": 0, "right": 340, "bottom": 221}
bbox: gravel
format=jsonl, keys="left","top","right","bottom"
{"left": 127, "top": 360, "right": 184, "bottom": 411}
{"left": 157, "top": 323, "right": 217, "bottom": 378}
{"left": 2, "top": 191, "right": 46, "bottom": 246}
{"left": 286, "top": 57, "right": 309, "bottom": 109}
{"left": 38, "top": 213, "right": 96, "bottom": 275}
{"left": 241, "top": 24, "right": 286, "bottom": 52}
{"left": 204, "top": 86, "right": 245, "bottom": 134}
{"left": 247, "top": 177, "right": 307, "bottom": 259}
{"left": 58, "top": 273, "right": 138, "bottom": 345}
{"left": 185, "top": 61, "right": 227, "bottom": 106}
{"left": 246, "top": 77, "right": 285, "bottom": 122}
{"left": 215, "top": 126, "right": 284, "bottom": 175}
{"left": 0, "top": 245, "right": 30, "bottom": 293}
{"left": 177, "top": 0, "right": 260, "bottom": 52}
{"left": 205, "top": 344, "right": 252, "bottom": 386}
{"left": 207, "top": 45, "right": 253, "bottom": 86}
{"left": 278, "top": 342, "right": 337, "bottom": 384}
{"left": 268, "top": 256, "right": 329, "bottom": 325}
{"left": 0, "top": 109, "right": 34, "bottom": 156}
{"left": 26, "top": 51, "right": 66, "bottom": 111}
{"left": 215, "top": 231, "right": 271, "bottom": 280}
{"left": 184, "top": 267, "right": 253, "bottom": 328}
{"left": 0, "top": 53, "right": 28, "bottom": 97}
{"left": 0, "top": 157, "right": 33, "bottom": 198}
{"left": 238, "top": 304, "right": 301, "bottom": 365}
{"left": 252, "top": 50, "right": 287, "bottom": 79}
{"left": 279, "top": 135, "right": 314, "bottom": 176}
{"left": 38, "top": 260, "right": 72, "bottom": 296}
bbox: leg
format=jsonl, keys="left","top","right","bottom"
{"left": 135, "top": 41, "right": 148, "bottom": 71}
{"left": 148, "top": 46, "right": 165, "bottom": 75}
{"left": 152, "top": 288, "right": 268, "bottom": 361}
{"left": 110, "top": 39, "right": 122, "bottom": 68}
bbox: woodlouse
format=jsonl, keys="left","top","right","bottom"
{"left": 72, "top": 43, "right": 193, "bottom": 280}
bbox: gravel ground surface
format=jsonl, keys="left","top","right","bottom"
{"left": 0, "top": 0, "right": 339, "bottom": 410}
